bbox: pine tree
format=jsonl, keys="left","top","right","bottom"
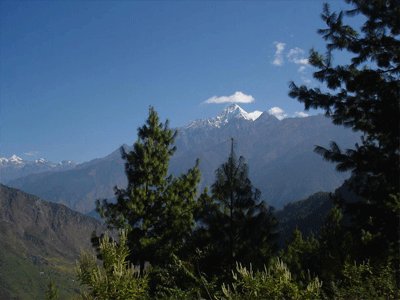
{"left": 195, "top": 139, "right": 278, "bottom": 276}
{"left": 96, "top": 106, "right": 202, "bottom": 275}
{"left": 278, "top": 227, "right": 319, "bottom": 283}
{"left": 316, "top": 205, "right": 355, "bottom": 291}
{"left": 288, "top": 0, "right": 399, "bottom": 265}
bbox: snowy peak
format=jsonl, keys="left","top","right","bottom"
{"left": 218, "top": 103, "right": 245, "bottom": 118}
{"left": 35, "top": 158, "right": 47, "bottom": 163}
{"left": 0, "top": 157, "right": 9, "bottom": 164}
{"left": 185, "top": 103, "right": 263, "bottom": 130}
{"left": 10, "top": 155, "right": 23, "bottom": 164}
{"left": 0, "top": 155, "right": 24, "bottom": 165}
{"left": 217, "top": 103, "right": 262, "bottom": 123}
{"left": 217, "top": 103, "right": 247, "bottom": 122}
{"left": 0, "top": 155, "right": 76, "bottom": 167}
{"left": 0, "top": 155, "right": 78, "bottom": 184}
{"left": 59, "top": 160, "right": 74, "bottom": 165}
{"left": 1, "top": 155, "right": 24, "bottom": 165}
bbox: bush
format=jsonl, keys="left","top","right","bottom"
{"left": 218, "top": 258, "right": 322, "bottom": 300}
{"left": 75, "top": 229, "right": 148, "bottom": 300}
{"left": 328, "top": 260, "right": 400, "bottom": 300}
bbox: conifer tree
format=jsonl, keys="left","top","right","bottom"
{"left": 195, "top": 139, "right": 278, "bottom": 276}
{"left": 288, "top": 0, "right": 399, "bottom": 265}
{"left": 278, "top": 227, "right": 319, "bottom": 283}
{"left": 316, "top": 205, "right": 355, "bottom": 290}
{"left": 96, "top": 106, "right": 202, "bottom": 275}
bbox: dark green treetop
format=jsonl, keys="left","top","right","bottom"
{"left": 96, "top": 106, "right": 202, "bottom": 275}
{"left": 288, "top": 0, "right": 399, "bottom": 264}
{"left": 194, "top": 139, "right": 278, "bottom": 277}
{"left": 278, "top": 227, "right": 319, "bottom": 284}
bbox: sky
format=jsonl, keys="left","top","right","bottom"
{"left": 1, "top": 0, "right": 364, "bottom": 164}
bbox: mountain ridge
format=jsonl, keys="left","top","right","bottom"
{"left": 0, "top": 155, "right": 78, "bottom": 184}
{"left": 184, "top": 103, "right": 264, "bottom": 130}
{"left": 0, "top": 183, "right": 108, "bottom": 299}
{"left": 7, "top": 104, "right": 360, "bottom": 213}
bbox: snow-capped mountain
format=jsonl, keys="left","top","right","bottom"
{"left": 185, "top": 103, "right": 263, "bottom": 130}
{"left": 10, "top": 154, "right": 23, "bottom": 164}
{"left": 0, "top": 155, "right": 25, "bottom": 164}
{"left": 7, "top": 104, "right": 361, "bottom": 213}
{"left": 0, "top": 155, "right": 77, "bottom": 184}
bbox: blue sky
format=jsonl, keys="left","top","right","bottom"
{"left": 1, "top": 0, "right": 361, "bottom": 163}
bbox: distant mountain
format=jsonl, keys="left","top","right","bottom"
{"left": 0, "top": 155, "right": 77, "bottom": 184}
{"left": 8, "top": 103, "right": 361, "bottom": 213}
{"left": 171, "top": 103, "right": 359, "bottom": 208}
{"left": 8, "top": 148, "right": 126, "bottom": 213}
{"left": 184, "top": 103, "right": 263, "bottom": 129}
{"left": 0, "top": 184, "right": 108, "bottom": 299}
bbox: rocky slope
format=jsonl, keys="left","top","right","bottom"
{"left": 0, "top": 184, "right": 108, "bottom": 299}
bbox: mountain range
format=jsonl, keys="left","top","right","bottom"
{"left": 6, "top": 103, "right": 361, "bottom": 213}
{"left": 0, "top": 155, "right": 77, "bottom": 184}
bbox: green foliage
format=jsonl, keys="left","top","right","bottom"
{"left": 281, "top": 205, "right": 357, "bottom": 297}
{"left": 76, "top": 229, "right": 148, "bottom": 300}
{"left": 193, "top": 139, "right": 278, "bottom": 278}
{"left": 278, "top": 227, "right": 319, "bottom": 284}
{"left": 288, "top": 0, "right": 400, "bottom": 268}
{"left": 316, "top": 206, "right": 355, "bottom": 283}
{"left": 96, "top": 106, "right": 202, "bottom": 274}
{"left": 45, "top": 278, "right": 59, "bottom": 300}
{"left": 218, "top": 258, "right": 322, "bottom": 300}
{"left": 148, "top": 254, "right": 221, "bottom": 300}
{"left": 329, "top": 261, "right": 400, "bottom": 300}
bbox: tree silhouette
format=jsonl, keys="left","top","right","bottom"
{"left": 194, "top": 139, "right": 278, "bottom": 277}
{"left": 288, "top": 0, "right": 399, "bottom": 266}
{"left": 96, "top": 106, "right": 202, "bottom": 275}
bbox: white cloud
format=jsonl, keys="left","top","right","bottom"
{"left": 301, "top": 76, "right": 312, "bottom": 84}
{"left": 294, "top": 111, "right": 309, "bottom": 118}
{"left": 268, "top": 107, "right": 288, "bottom": 120}
{"left": 272, "top": 42, "right": 286, "bottom": 66}
{"left": 287, "top": 47, "right": 309, "bottom": 66}
{"left": 296, "top": 58, "right": 309, "bottom": 64}
{"left": 298, "top": 66, "right": 306, "bottom": 73}
{"left": 203, "top": 91, "right": 255, "bottom": 104}
{"left": 287, "top": 47, "right": 304, "bottom": 56}
{"left": 24, "top": 151, "right": 38, "bottom": 156}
